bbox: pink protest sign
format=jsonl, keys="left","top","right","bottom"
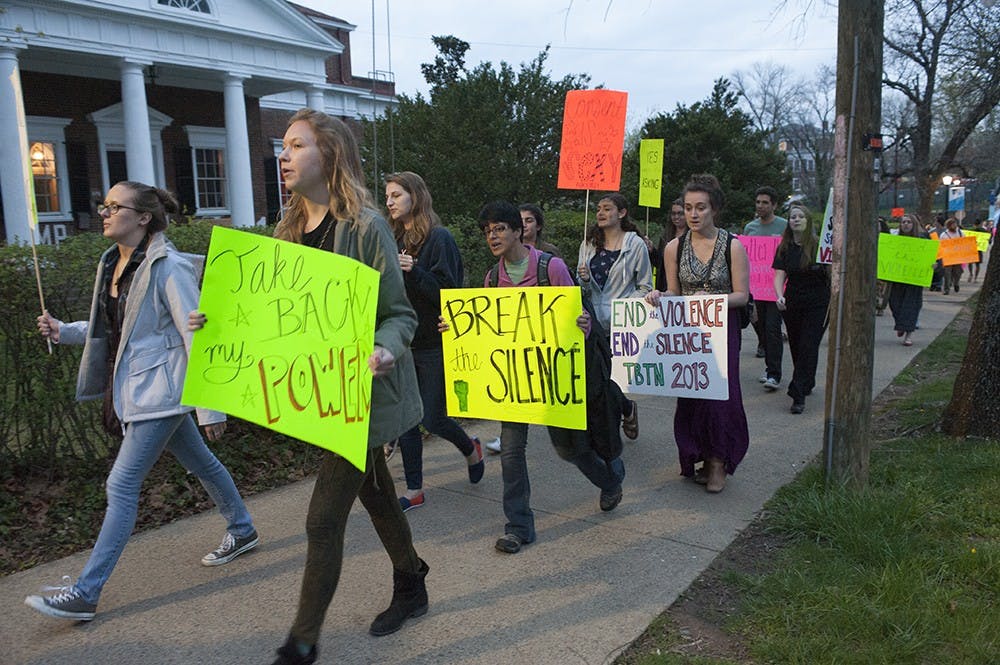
{"left": 737, "top": 235, "right": 782, "bottom": 302}
{"left": 557, "top": 89, "right": 628, "bottom": 191}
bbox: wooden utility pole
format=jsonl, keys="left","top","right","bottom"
{"left": 823, "top": 1, "right": 884, "bottom": 488}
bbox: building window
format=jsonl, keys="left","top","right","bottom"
{"left": 157, "top": 0, "right": 212, "bottom": 13}
{"left": 27, "top": 117, "right": 72, "bottom": 223}
{"left": 193, "top": 148, "right": 227, "bottom": 210}
{"left": 31, "top": 142, "right": 60, "bottom": 213}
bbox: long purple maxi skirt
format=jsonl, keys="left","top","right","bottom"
{"left": 673, "top": 320, "right": 750, "bottom": 477}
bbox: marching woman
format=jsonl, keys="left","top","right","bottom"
{"left": 645, "top": 174, "right": 750, "bottom": 493}
{"left": 772, "top": 203, "right": 831, "bottom": 414}
{"left": 260, "top": 109, "right": 428, "bottom": 664}
{"left": 384, "top": 171, "right": 484, "bottom": 512}
{"left": 887, "top": 213, "right": 926, "bottom": 347}
{"left": 26, "top": 181, "right": 257, "bottom": 621}
{"left": 577, "top": 192, "right": 652, "bottom": 440}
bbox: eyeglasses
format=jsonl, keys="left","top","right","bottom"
{"left": 98, "top": 203, "right": 140, "bottom": 216}
{"left": 483, "top": 224, "right": 511, "bottom": 237}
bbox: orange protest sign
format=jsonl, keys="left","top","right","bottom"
{"left": 939, "top": 236, "right": 979, "bottom": 266}
{"left": 891, "top": 207, "right": 904, "bottom": 218}
{"left": 557, "top": 89, "right": 628, "bottom": 191}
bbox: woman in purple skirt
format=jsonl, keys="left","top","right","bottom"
{"left": 645, "top": 174, "right": 750, "bottom": 493}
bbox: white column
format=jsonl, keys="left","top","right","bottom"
{"left": 120, "top": 59, "right": 155, "bottom": 185}
{"left": 0, "top": 47, "right": 33, "bottom": 245}
{"left": 223, "top": 74, "right": 254, "bottom": 228}
{"left": 306, "top": 85, "right": 326, "bottom": 111}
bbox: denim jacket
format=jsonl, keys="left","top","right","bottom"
{"left": 58, "top": 233, "right": 224, "bottom": 427}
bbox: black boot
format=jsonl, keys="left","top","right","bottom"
{"left": 271, "top": 635, "right": 316, "bottom": 665}
{"left": 369, "top": 558, "right": 429, "bottom": 636}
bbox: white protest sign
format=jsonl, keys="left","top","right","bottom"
{"left": 817, "top": 187, "right": 834, "bottom": 264}
{"left": 609, "top": 296, "right": 729, "bottom": 400}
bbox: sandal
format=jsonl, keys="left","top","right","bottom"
{"left": 622, "top": 400, "right": 639, "bottom": 440}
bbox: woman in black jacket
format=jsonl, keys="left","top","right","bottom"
{"left": 385, "top": 171, "right": 484, "bottom": 511}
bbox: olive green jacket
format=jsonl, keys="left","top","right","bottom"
{"left": 328, "top": 208, "right": 422, "bottom": 450}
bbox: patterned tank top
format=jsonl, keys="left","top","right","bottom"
{"left": 678, "top": 229, "right": 733, "bottom": 295}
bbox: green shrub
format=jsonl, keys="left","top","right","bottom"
{"left": 0, "top": 219, "right": 235, "bottom": 474}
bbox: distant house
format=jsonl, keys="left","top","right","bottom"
{"left": 1, "top": 0, "right": 395, "bottom": 245}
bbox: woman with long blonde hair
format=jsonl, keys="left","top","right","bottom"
{"left": 772, "top": 203, "right": 830, "bottom": 414}
{"left": 269, "top": 109, "right": 429, "bottom": 664}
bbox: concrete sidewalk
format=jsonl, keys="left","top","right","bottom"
{"left": 0, "top": 279, "right": 981, "bottom": 665}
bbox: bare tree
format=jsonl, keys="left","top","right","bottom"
{"left": 733, "top": 62, "right": 835, "bottom": 207}
{"left": 732, "top": 61, "right": 804, "bottom": 141}
{"left": 882, "top": 0, "right": 1000, "bottom": 221}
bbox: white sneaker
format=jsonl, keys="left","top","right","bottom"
{"left": 758, "top": 373, "right": 768, "bottom": 384}
{"left": 763, "top": 377, "right": 780, "bottom": 391}
{"left": 484, "top": 437, "right": 501, "bottom": 454}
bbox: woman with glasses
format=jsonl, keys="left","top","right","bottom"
{"left": 888, "top": 213, "right": 926, "bottom": 346}
{"left": 384, "top": 171, "right": 484, "bottom": 512}
{"left": 26, "top": 181, "right": 257, "bottom": 622}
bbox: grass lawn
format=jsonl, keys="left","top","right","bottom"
{"left": 616, "top": 299, "right": 999, "bottom": 664}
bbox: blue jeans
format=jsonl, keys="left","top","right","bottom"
{"left": 75, "top": 413, "right": 254, "bottom": 604}
{"left": 499, "top": 421, "right": 625, "bottom": 543}
{"left": 400, "top": 347, "right": 474, "bottom": 490}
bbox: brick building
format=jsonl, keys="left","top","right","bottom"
{"left": 0, "top": 0, "right": 395, "bottom": 245}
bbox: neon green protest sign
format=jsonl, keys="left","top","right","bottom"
{"left": 877, "top": 234, "right": 939, "bottom": 287}
{"left": 638, "top": 139, "right": 664, "bottom": 208}
{"left": 182, "top": 227, "right": 379, "bottom": 471}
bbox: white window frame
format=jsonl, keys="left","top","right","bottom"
{"left": 187, "top": 126, "right": 229, "bottom": 216}
{"left": 272, "top": 139, "right": 292, "bottom": 217}
{"left": 27, "top": 117, "right": 73, "bottom": 224}
{"left": 150, "top": 0, "right": 219, "bottom": 21}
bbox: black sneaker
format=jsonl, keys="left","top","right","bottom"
{"left": 272, "top": 635, "right": 317, "bottom": 665}
{"left": 201, "top": 530, "right": 259, "bottom": 566}
{"left": 599, "top": 485, "right": 623, "bottom": 512}
{"left": 25, "top": 581, "right": 96, "bottom": 621}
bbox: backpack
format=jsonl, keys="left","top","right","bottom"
{"left": 676, "top": 230, "right": 755, "bottom": 329}
{"left": 488, "top": 252, "right": 552, "bottom": 287}
{"left": 581, "top": 297, "right": 624, "bottom": 464}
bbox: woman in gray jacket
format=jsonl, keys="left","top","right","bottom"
{"left": 26, "top": 182, "right": 257, "bottom": 622}
{"left": 577, "top": 193, "right": 652, "bottom": 440}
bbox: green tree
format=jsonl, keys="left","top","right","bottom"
{"left": 362, "top": 37, "right": 590, "bottom": 217}
{"left": 621, "top": 79, "right": 791, "bottom": 231}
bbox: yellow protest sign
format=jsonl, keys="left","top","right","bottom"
{"left": 182, "top": 226, "right": 380, "bottom": 472}
{"left": 939, "top": 236, "right": 979, "bottom": 266}
{"left": 638, "top": 138, "right": 664, "bottom": 208}
{"left": 966, "top": 230, "right": 991, "bottom": 253}
{"left": 877, "top": 234, "right": 938, "bottom": 286}
{"left": 440, "top": 287, "right": 586, "bottom": 429}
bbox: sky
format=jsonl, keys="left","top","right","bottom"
{"left": 297, "top": 0, "right": 839, "bottom": 128}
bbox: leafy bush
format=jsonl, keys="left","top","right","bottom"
{"left": 0, "top": 219, "right": 239, "bottom": 474}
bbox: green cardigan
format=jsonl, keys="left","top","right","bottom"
{"left": 327, "top": 208, "right": 422, "bottom": 450}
